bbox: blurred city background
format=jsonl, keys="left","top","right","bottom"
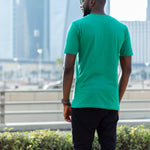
{"left": 0, "top": 0, "right": 150, "bottom": 90}
{"left": 0, "top": 0, "right": 150, "bottom": 131}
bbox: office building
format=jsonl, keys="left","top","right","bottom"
{"left": 50, "top": 0, "right": 68, "bottom": 61}
{"left": 0, "top": 0, "right": 13, "bottom": 59}
{"left": 1, "top": 0, "right": 149, "bottom": 64}
{"left": 147, "top": 0, "right": 150, "bottom": 20}
{"left": 12, "top": 0, "right": 30, "bottom": 59}
{"left": 122, "top": 21, "right": 150, "bottom": 64}
{"left": 57, "top": 0, "right": 110, "bottom": 59}
{"left": 13, "top": 0, "right": 50, "bottom": 61}
{"left": 50, "top": 0, "right": 82, "bottom": 61}
{"left": 105, "top": 0, "right": 110, "bottom": 15}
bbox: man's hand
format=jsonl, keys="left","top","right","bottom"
{"left": 63, "top": 105, "right": 72, "bottom": 122}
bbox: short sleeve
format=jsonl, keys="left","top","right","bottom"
{"left": 120, "top": 26, "right": 133, "bottom": 56}
{"left": 64, "top": 22, "right": 79, "bottom": 55}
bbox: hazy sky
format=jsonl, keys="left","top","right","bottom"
{"left": 110, "top": 0, "right": 148, "bottom": 21}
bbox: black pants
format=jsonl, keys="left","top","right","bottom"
{"left": 71, "top": 108, "right": 119, "bottom": 150}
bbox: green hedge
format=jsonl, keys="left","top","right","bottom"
{"left": 0, "top": 125, "right": 150, "bottom": 150}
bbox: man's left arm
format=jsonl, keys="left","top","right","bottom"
{"left": 62, "top": 54, "right": 76, "bottom": 122}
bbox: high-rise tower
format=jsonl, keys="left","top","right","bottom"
{"left": 147, "top": 0, "right": 150, "bottom": 20}
{"left": 13, "top": 0, "right": 50, "bottom": 61}
{"left": 0, "top": 0, "right": 13, "bottom": 59}
{"left": 105, "top": 0, "right": 110, "bottom": 15}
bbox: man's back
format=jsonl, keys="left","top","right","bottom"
{"left": 63, "top": 1, "right": 133, "bottom": 149}
{"left": 64, "top": 14, "right": 133, "bottom": 110}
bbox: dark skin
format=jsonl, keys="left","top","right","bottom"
{"left": 63, "top": 54, "right": 76, "bottom": 122}
{"left": 119, "top": 56, "right": 132, "bottom": 104}
{"left": 63, "top": 0, "right": 132, "bottom": 122}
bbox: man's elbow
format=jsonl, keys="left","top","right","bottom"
{"left": 64, "top": 66, "right": 74, "bottom": 74}
{"left": 127, "top": 66, "right": 132, "bottom": 74}
{"left": 122, "top": 67, "right": 132, "bottom": 75}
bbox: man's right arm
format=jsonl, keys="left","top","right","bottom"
{"left": 119, "top": 56, "right": 132, "bottom": 104}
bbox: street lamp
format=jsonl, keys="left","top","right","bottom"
{"left": 34, "top": 30, "right": 40, "bottom": 51}
{"left": 37, "top": 49, "right": 43, "bottom": 55}
{"left": 13, "top": 58, "right": 18, "bottom": 62}
{"left": 13, "top": 58, "right": 18, "bottom": 79}
{"left": 37, "top": 49, "right": 43, "bottom": 86}
{"left": 34, "top": 30, "right": 40, "bottom": 37}
{"left": 145, "top": 62, "right": 149, "bottom": 67}
{"left": 34, "top": 30, "right": 41, "bottom": 86}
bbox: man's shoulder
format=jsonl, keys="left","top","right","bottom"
{"left": 71, "top": 15, "right": 128, "bottom": 33}
{"left": 108, "top": 15, "right": 127, "bottom": 29}
{"left": 71, "top": 17, "right": 87, "bottom": 26}
{"left": 73, "top": 15, "right": 127, "bottom": 26}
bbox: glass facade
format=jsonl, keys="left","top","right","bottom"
{"left": 0, "top": 1, "right": 13, "bottom": 59}
{"left": 123, "top": 21, "right": 150, "bottom": 64}
{"left": 147, "top": 0, "right": 150, "bottom": 20}
{"left": 13, "top": 0, "right": 50, "bottom": 61}
{"left": 0, "top": 0, "right": 149, "bottom": 63}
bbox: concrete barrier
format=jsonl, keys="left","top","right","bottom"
{"left": 0, "top": 89, "right": 150, "bottom": 131}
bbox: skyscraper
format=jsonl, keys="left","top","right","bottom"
{"left": 123, "top": 21, "right": 150, "bottom": 64}
{"left": 50, "top": 0, "right": 69, "bottom": 61}
{"left": 50, "top": 0, "right": 111, "bottom": 61}
{"left": 50, "top": 0, "right": 82, "bottom": 61}
{"left": 13, "top": 0, "right": 50, "bottom": 61}
{"left": 25, "top": 0, "right": 50, "bottom": 61}
{"left": 12, "top": 0, "right": 30, "bottom": 59}
{"left": 61, "top": 0, "right": 82, "bottom": 58}
{"left": 105, "top": 0, "right": 110, "bottom": 15}
{"left": 147, "top": 0, "right": 150, "bottom": 20}
{"left": 0, "top": 0, "right": 13, "bottom": 59}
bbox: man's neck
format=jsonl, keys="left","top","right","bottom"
{"left": 90, "top": 9, "right": 105, "bottom": 15}
{"left": 91, "top": 6, "right": 105, "bottom": 15}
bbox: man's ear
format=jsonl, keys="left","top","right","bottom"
{"left": 89, "top": 0, "right": 96, "bottom": 9}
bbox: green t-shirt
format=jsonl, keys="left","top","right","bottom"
{"left": 64, "top": 14, "right": 133, "bottom": 110}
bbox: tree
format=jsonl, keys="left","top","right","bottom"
{"left": 56, "top": 58, "right": 63, "bottom": 66}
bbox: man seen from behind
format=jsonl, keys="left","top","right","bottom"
{"left": 62, "top": 0, "right": 133, "bottom": 149}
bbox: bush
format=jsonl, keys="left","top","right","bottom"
{"left": 0, "top": 129, "right": 72, "bottom": 150}
{"left": 0, "top": 125, "right": 150, "bottom": 150}
{"left": 116, "top": 125, "right": 150, "bottom": 150}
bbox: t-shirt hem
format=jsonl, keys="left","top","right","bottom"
{"left": 64, "top": 49, "right": 77, "bottom": 55}
{"left": 120, "top": 52, "right": 133, "bottom": 56}
{"left": 71, "top": 104, "right": 120, "bottom": 111}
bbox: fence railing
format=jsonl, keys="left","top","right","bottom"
{"left": 0, "top": 90, "right": 150, "bottom": 131}
{"left": 0, "top": 91, "right": 5, "bottom": 124}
